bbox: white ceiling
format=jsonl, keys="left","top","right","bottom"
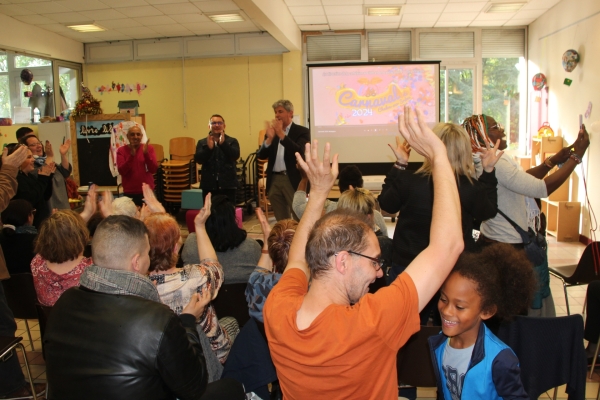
{"left": 0, "top": 0, "right": 561, "bottom": 44}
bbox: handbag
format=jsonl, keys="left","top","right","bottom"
{"left": 497, "top": 209, "right": 547, "bottom": 265}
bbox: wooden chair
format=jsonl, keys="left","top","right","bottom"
{"left": 169, "top": 137, "right": 195, "bottom": 161}
{"left": 152, "top": 143, "right": 166, "bottom": 164}
{"left": 2, "top": 273, "right": 38, "bottom": 350}
{"left": 257, "top": 158, "right": 270, "bottom": 219}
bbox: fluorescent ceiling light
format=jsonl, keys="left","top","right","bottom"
{"left": 67, "top": 23, "right": 105, "bottom": 32}
{"left": 484, "top": 2, "right": 526, "bottom": 13}
{"left": 208, "top": 13, "right": 245, "bottom": 23}
{"left": 366, "top": 7, "right": 401, "bottom": 17}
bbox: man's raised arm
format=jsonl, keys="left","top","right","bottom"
{"left": 284, "top": 141, "right": 338, "bottom": 280}
{"left": 400, "top": 106, "right": 464, "bottom": 311}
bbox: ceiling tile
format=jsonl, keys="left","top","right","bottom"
{"left": 181, "top": 21, "right": 224, "bottom": 32}
{"left": 365, "top": 21, "right": 400, "bottom": 29}
{"left": 322, "top": 0, "right": 363, "bottom": 4}
{"left": 117, "top": 5, "right": 162, "bottom": 17}
{"left": 116, "top": 25, "right": 158, "bottom": 35}
{"left": 55, "top": 0, "right": 108, "bottom": 11}
{"left": 364, "top": 0, "right": 407, "bottom": 4}
{"left": 13, "top": 14, "right": 56, "bottom": 24}
{"left": 129, "top": 32, "right": 166, "bottom": 39}
{"left": 326, "top": 15, "right": 364, "bottom": 24}
{"left": 435, "top": 20, "right": 473, "bottom": 27}
{"left": 329, "top": 22, "right": 364, "bottom": 29}
{"left": 0, "top": 4, "right": 34, "bottom": 16}
{"left": 79, "top": 8, "right": 127, "bottom": 20}
{"left": 513, "top": 9, "right": 545, "bottom": 19}
{"left": 19, "top": 1, "right": 72, "bottom": 13}
{"left": 187, "top": 26, "right": 227, "bottom": 35}
{"left": 222, "top": 25, "right": 260, "bottom": 33}
{"left": 448, "top": 0, "right": 486, "bottom": 2}
{"left": 170, "top": 13, "right": 209, "bottom": 23}
{"left": 475, "top": 11, "right": 514, "bottom": 20}
{"left": 400, "top": 20, "right": 435, "bottom": 27}
{"left": 521, "top": 0, "right": 558, "bottom": 10}
{"left": 37, "top": 23, "right": 73, "bottom": 33}
{"left": 151, "top": 23, "right": 193, "bottom": 34}
{"left": 294, "top": 15, "right": 328, "bottom": 24}
{"left": 153, "top": 2, "right": 200, "bottom": 14}
{"left": 298, "top": 24, "right": 330, "bottom": 30}
{"left": 288, "top": 6, "right": 324, "bottom": 16}
{"left": 46, "top": 11, "right": 89, "bottom": 23}
{"left": 324, "top": 5, "right": 362, "bottom": 15}
{"left": 94, "top": 18, "right": 142, "bottom": 28}
{"left": 5, "top": 0, "right": 51, "bottom": 3}
{"left": 365, "top": 15, "right": 401, "bottom": 23}
{"left": 100, "top": 0, "right": 149, "bottom": 6}
{"left": 437, "top": 11, "right": 478, "bottom": 21}
{"left": 503, "top": 18, "right": 533, "bottom": 26}
{"left": 192, "top": 0, "right": 239, "bottom": 13}
{"left": 444, "top": 2, "right": 486, "bottom": 12}
{"left": 402, "top": 3, "right": 446, "bottom": 13}
{"left": 285, "top": 0, "right": 321, "bottom": 5}
{"left": 401, "top": 13, "right": 440, "bottom": 21}
{"left": 146, "top": 0, "right": 189, "bottom": 4}
{"left": 134, "top": 15, "right": 176, "bottom": 25}
{"left": 470, "top": 19, "right": 510, "bottom": 26}
{"left": 405, "top": 0, "right": 446, "bottom": 3}
{"left": 92, "top": 30, "right": 134, "bottom": 40}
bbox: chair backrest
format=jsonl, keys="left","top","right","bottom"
{"left": 152, "top": 143, "right": 165, "bottom": 163}
{"left": 212, "top": 283, "right": 250, "bottom": 328}
{"left": 497, "top": 315, "right": 587, "bottom": 400}
{"left": 396, "top": 325, "right": 440, "bottom": 388}
{"left": 35, "top": 302, "right": 53, "bottom": 359}
{"left": 1, "top": 273, "right": 38, "bottom": 320}
{"left": 568, "top": 241, "right": 600, "bottom": 284}
{"left": 169, "top": 137, "right": 195, "bottom": 161}
{"left": 258, "top": 129, "right": 266, "bottom": 149}
{"left": 257, "top": 158, "right": 268, "bottom": 178}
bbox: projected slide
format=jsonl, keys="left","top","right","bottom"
{"left": 309, "top": 64, "right": 438, "bottom": 138}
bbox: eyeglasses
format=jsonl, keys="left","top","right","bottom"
{"left": 338, "top": 250, "right": 384, "bottom": 272}
{"left": 490, "top": 122, "right": 504, "bottom": 131}
{"left": 27, "top": 141, "right": 42, "bottom": 147}
{"left": 210, "top": 121, "right": 224, "bottom": 126}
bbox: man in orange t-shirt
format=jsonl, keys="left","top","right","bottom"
{"left": 264, "top": 107, "right": 465, "bottom": 400}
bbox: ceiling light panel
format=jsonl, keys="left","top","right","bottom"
{"left": 208, "top": 14, "right": 245, "bottom": 23}
{"left": 485, "top": 2, "right": 526, "bottom": 13}
{"left": 366, "top": 7, "right": 401, "bottom": 16}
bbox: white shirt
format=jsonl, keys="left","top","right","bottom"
{"left": 264, "top": 123, "right": 291, "bottom": 172}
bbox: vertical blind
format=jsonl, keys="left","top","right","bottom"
{"left": 306, "top": 34, "right": 361, "bottom": 62}
{"left": 367, "top": 31, "right": 411, "bottom": 61}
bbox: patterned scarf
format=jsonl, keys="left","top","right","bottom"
{"left": 79, "top": 264, "right": 160, "bottom": 302}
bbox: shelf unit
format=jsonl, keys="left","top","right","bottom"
{"left": 541, "top": 199, "right": 581, "bottom": 242}
{"left": 531, "top": 136, "right": 563, "bottom": 166}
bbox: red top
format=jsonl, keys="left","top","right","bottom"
{"left": 31, "top": 254, "right": 93, "bottom": 306}
{"left": 116, "top": 145, "right": 158, "bottom": 194}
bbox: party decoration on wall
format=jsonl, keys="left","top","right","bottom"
{"left": 20, "top": 69, "right": 33, "bottom": 85}
{"left": 585, "top": 102, "right": 592, "bottom": 119}
{"left": 532, "top": 73, "right": 546, "bottom": 91}
{"left": 95, "top": 81, "right": 148, "bottom": 95}
{"left": 562, "top": 49, "right": 580, "bottom": 72}
{"left": 71, "top": 83, "right": 103, "bottom": 118}
{"left": 536, "top": 122, "right": 555, "bottom": 138}
{"left": 563, "top": 78, "right": 573, "bottom": 86}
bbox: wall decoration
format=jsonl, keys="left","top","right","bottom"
{"left": 95, "top": 81, "right": 148, "bottom": 95}
{"left": 562, "top": 49, "right": 580, "bottom": 72}
{"left": 532, "top": 73, "right": 547, "bottom": 91}
{"left": 585, "top": 101, "right": 592, "bottom": 119}
{"left": 563, "top": 78, "right": 573, "bottom": 86}
{"left": 20, "top": 69, "right": 33, "bottom": 85}
{"left": 72, "top": 84, "right": 103, "bottom": 117}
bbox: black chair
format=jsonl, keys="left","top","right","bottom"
{"left": 0, "top": 336, "right": 38, "bottom": 400}
{"left": 549, "top": 241, "right": 600, "bottom": 315}
{"left": 212, "top": 283, "right": 251, "bottom": 328}
{"left": 35, "top": 302, "right": 53, "bottom": 359}
{"left": 1, "top": 273, "right": 38, "bottom": 350}
{"left": 396, "top": 326, "right": 440, "bottom": 389}
{"left": 497, "top": 315, "right": 587, "bottom": 400}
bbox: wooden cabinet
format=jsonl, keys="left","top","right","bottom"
{"left": 531, "top": 136, "right": 563, "bottom": 166}
{"left": 541, "top": 199, "right": 581, "bottom": 242}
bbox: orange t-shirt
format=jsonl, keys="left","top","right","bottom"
{"left": 264, "top": 268, "right": 420, "bottom": 400}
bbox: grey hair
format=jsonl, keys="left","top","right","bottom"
{"left": 272, "top": 99, "right": 294, "bottom": 112}
{"left": 112, "top": 197, "right": 138, "bottom": 218}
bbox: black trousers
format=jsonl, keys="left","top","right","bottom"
{"left": 201, "top": 378, "right": 245, "bottom": 399}
{"left": 585, "top": 280, "right": 600, "bottom": 343}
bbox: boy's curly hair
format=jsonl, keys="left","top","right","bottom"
{"left": 453, "top": 243, "right": 535, "bottom": 320}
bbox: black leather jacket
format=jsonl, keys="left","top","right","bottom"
{"left": 195, "top": 133, "right": 240, "bottom": 191}
{"left": 44, "top": 287, "right": 208, "bottom": 400}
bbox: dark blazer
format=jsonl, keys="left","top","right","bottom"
{"left": 257, "top": 122, "right": 310, "bottom": 192}
{"left": 195, "top": 133, "right": 240, "bottom": 190}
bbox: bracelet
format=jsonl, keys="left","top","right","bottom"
{"left": 394, "top": 161, "right": 408, "bottom": 170}
{"left": 544, "top": 157, "right": 555, "bottom": 169}
{"left": 569, "top": 152, "right": 582, "bottom": 164}
{"left": 261, "top": 249, "right": 269, "bottom": 254}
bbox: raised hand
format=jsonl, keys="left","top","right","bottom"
{"left": 207, "top": 133, "right": 215, "bottom": 150}
{"left": 143, "top": 138, "right": 150, "bottom": 154}
{"left": 2, "top": 145, "right": 28, "bottom": 168}
{"left": 295, "top": 140, "right": 339, "bottom": 195}
{"left": 194, "top": 193, "right": 212, "bottom": 228}
{"left": 98, "top": 190, "right": 114, "bottom": 217}
{"left": 272, "top": 118, "right": 284, "bottom": 139}
{"left": 44, "top": 141, "right": 54, "bottom": 158}
{"left": 264, "top": 121, "right": 275, "bottom": 145}
{"left": 59, "top": 139, "right": 71, "bottom": 156}
{"left": 573, "top": 124, "right": 590, "bottom": 157}
{"left": 388, "top": 136, "right": 411, "bottom": 164}
{"left": 80, "top": 184, "right": 97, "bottom": 222}
{"left": 141, "top": 183, "right": 165, "bottom": 213}
{"left": 38, "top": 162, "right": 56, "bottom": 176}
{"left": 478, "top": 139, "right": 504, "bottom": 173}
{"left": 182, "top": 292, "right": 207, "bottom": 320}
{"left": 256, "top": 208, "right": 271, "bottom": 242}
{"left": 397, "top": 105, "right": 445, "bottom": 161}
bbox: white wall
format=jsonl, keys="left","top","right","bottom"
{"left": 528, "top": 0, "right": 600, "bottom": 240}
{"left": 0, "top": 14, "right": 83, "bottom": 63}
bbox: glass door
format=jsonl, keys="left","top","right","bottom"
{"left": 52, "top": 60, "right": 82, "bottom": 118}
{"left": 440, "top": 66, "right": 476, "bottom": 124}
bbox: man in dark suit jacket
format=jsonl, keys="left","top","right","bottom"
{"left": 258, "top": 99, "right": 310, "bottom": 221}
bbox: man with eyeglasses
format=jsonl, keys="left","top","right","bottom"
{"left": 263, "top": 107, "right": 464, "bottom": 399}
{"left": 195, "top": 114, "right": 240, "bottom": 203}
{"left": 258, "top": 99, "right": 310, "bottom": 221}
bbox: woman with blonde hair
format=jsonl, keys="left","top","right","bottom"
{"left": 379, "top": 122, "right": 502, "bottom": 325}
{"left": 146, "top": 195, "right": 233, "bottom": 368}
{"left": 31, "top": 210, "right": 92, "bottom": 306}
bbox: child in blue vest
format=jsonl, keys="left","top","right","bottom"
{"left": 429, "top": 243, "right": 534, "bottom": 399}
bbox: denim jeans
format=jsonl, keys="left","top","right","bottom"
{"left": 0, "top": 282, "right": 26, "bottom": 395}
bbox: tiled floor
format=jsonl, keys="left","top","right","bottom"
{"left": 12, "top": 214, "right": 597, "bottom": 399}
